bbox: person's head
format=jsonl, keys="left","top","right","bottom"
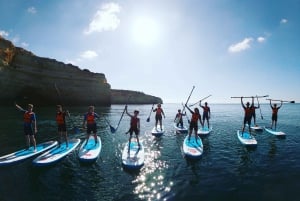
{"left": 158, "top": 103, "right": 161, "bottom": 108}
{"left": 28, "top": 104, "right": 33, "bottom": 111}
{"left": 205, "top": 102, "right": 208, "bottom": 106}
{"left": 88, "top": 106, "right": 95, "bottom": 112}
{"left": 246, "top": 102, "right": 250, "bottom": 107}
{"left": 194, "top": 108, "right": 199, "bottom": 113}
{"left": 134, "top": 110, "right": 139, "bottom": 116}
{"left": 57, "top": 105, "right": 62, "bottom": 112}
{"left": 178, "top": 109, "right": 181, "bottom": 113}
{"left": 274, "top": 104, "right": 277, "bottom": 107}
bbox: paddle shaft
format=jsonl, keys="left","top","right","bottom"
{"left": 182, "top": 86, "right": 195, "bottom": 113}
{"left": 146, "top": 104, "right": 154, "bottom": 122}
{"left": 231, "top": 95, "right": 269, "bottom": 98}
{"left": 266, "top": 99, "right": 295, "bottom": 103}
{"left": 189, "top": 94, "right": 211, "bottom": 107}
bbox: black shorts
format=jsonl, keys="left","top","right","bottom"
{"left": 189, "top": 121, "right": 198, "bottom": 132}
{"left": 244, "top": 116, "right": 252, "bottom": 125}
{"left": 129, "top": 127, "right": 139, "bottom": 135}
{"left": 58, "top": 124, "right": 67, "bottom": 132}
{"left": 87, "top": 123, "right": 97, "bottom": 134}
{"left": 272, "top": 114, "right": 278, "bottom": 121}
{"left": 24, "top": 126, "right": 34, "bottom": 136}
{"left": 203, "top": 113, "right": 209, "bottom": 120}
{"left": 155, "top": 114, "right": 162, "bottom": 121}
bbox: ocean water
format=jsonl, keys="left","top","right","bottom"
{"left": 0, "top": 103, "right": 299, "bottom": 201}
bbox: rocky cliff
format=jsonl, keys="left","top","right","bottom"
{"left": 111, "top": 89, "right": 163, "bottom": 104}
{"left": 0, "top": 37, "right": 161, "bottom": 106}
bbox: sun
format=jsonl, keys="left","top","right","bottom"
{"left": 131, "top": 17, "right": 160, "bottom": 47}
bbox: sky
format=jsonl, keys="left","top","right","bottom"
{"left": 0, "top": 0, "right": 299, "bottom": 104}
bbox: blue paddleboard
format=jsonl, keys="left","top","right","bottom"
{"left": 264, "top": 127, "right": 286, "bottom": 136}
{"left": 122, "top": 138, "right": 144, "bottom": 170}
{"left": 197, "top": 126, "right": 213, "bottom": 136}
{"left": 0, "top": 141, "right": 58, "bottom": 166}
{"left": 237, "top": 130, "right": 257, "bottom": 146}
{"left": 78, "top": 136, "right": 101, "bottom": 163}
{"left": 174, "top": 123, "right": 188, "bottom": 134}
{"left": 32, "top": 138, "right": 80, "bottom": 166}
{"left": 182, "top": 135, "right": 203, "bottom": 158}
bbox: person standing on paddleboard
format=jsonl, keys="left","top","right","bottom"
{"left": 174, "top": 109, "right": 185, "bottom": 128}
{"left": 153, "top": 103, "right": 165, "bottom": 131}
{"left": 83, "top": 106, "right": 100, "bottom": 146}
{"left": 185, "top": 104, "right": 203, "bottom": 142}
{"left": 199, "top": 101, "right": 211, "bottom": 128}
{"left": 250, "top": 101, "right": 260, "bottom": 126}
{"left": 56, "top": 105, "right": 70, "bottom": 147}
{"left": 269, "top": 100, "right": 282, "bottom": 130}
{"left": 125, "top": 106, "right": 141, "bottom": 152}
{"left": 15, "top": 103, "right": 37, "bottom": 151}
{"left": 241, "top": 97, "right": 254, "bottom": 136}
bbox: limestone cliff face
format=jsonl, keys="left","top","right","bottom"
{"left": 0, "top": 37, "right": 163, "bottom": 106}
{"left": 0, "top": 37, "right": 111, "bottom": 106}
{"left": 111, "top": 89, "right": 163, "bottom": 104}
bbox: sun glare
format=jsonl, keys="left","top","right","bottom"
{"left": 131, "top": 17, "right": 160, "bottom": 47}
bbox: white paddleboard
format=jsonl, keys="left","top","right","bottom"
{"left": 174, "top": 123, "right": 188, "bottom": 134}
{"left": 0, "top": 141, "right": 58, "bottom": 166}
{"left": 151, "top": 125, "right": 165, "bottom": 137}
{"left": 197, "top": 126, "right": 213, "bottom": 135}
{"left": 32, "top": 138, "right": 80, "bottom": 166}
{"left": 250, "top": 125, "right": 263, "bottom": 132}
{"left": 182, "top": 135, "right": 203, "bottom": 158}
{"left": 237, "top": 130, "right": 257, "bottom": 146}
{"left": 122, "top": 138, "right": 144, "bottom": 169}
{"left": 264, "top": 127, "right": 286, "bottom": 136}
{"left": 78, "top": 136, "right": 101, "bottom": 163}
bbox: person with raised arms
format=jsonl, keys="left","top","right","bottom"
{"left": 153, "top": 103, "right": 165, "bottom": 131}
{"left": 15, "top": 103, "right": 37, "bottom": 151}
{"left": 199, "top": 101, "right": 211, "bottom": 128}
{"left": 174, "top": 109, "right": 186, "bottom": 128}
{"left": 241, "top": 97, "right": 254, "bottom": 136}
{"left": 269, "top": 100, "right": 282, "bottom": 130}
{"left": 125, "top": 106, "right": 141, "bottom": 152}
{"left": 82, "top": 106, "right": 99, "bottom": 146}
{"left": 185, "top": 104, "right": 203, "bottom": 142}
{"left": 250, "top": 100, "right": 260, "bottom": 126}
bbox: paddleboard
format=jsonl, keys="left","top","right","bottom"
{"left": 237, "top": 130, "right": 257, "bottom": 146}
{"left": 182, "top": 135, "right": 203, "bottom": 158}
{"left": 78, "top": 136, "right": 101, "bottom": 163}
{"left": 0, "top": 141, "right": 58, "bottom": 166}
{"left": 197, "top": 126, "right": 213, "bottom": 135}
{"left": 122, "top": 138, "right": 144, "bottom": 169}
{"left": 264, "top": 127, "right": 286, "bottom": 136}
{"left": 250, "top": 125, "right": 263, "bottom": 132}
{"left": 32, "top": 138, "right": 80, "bottom": 166}
{"left": 174, "top": 123, "right": 188, "bottom": 134}
{"left": 151, "top": 125, "right": 165, "bottom": 137}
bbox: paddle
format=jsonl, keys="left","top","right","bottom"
{"left": 266, "top": 99, "right": 295, "bottom": 103}
{"left": 146, "top": 104, "right": 154, "bottom": 122}
{"left": 104, "top": 117, "right": 117, "bottom": 133}
{"left": 189, "top": 94, "right": 211, "bottom": 107}
{"left": 54, "top": 83, "right": 80, "bottom": 134}
{"left": 182, "top": 86, "right": 195, "bottom": 112}
{"left": 109, "top": 96, "right": 131, "bottom": 133}
{"left": 181, "top": 102, "right": 190, "bottom": 124}
{"left": 256, "top": 95, "right": 263, "bottom": 120}
{"left": 231, "top": 95, "right": 269, "bottom": 99}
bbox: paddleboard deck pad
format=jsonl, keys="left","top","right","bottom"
{"left": 182, "top": 135, "right": 203, "bottom": 158}
{"left": 32, "top": 138, "right": 80, "bottom": 166}
{"left": 78, "top": 136, "right": 101, "bottom": 163}
{"left": 0, "top": 141, "right": 58, "bottom": 166}
{"left": 237, "top": 130, "right": 257, "bottom": 146}
{"left": 122, "top": 138, "right": 144, "bottom": 169}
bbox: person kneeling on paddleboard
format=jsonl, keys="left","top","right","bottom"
{"left": 185, "top": 104, "right": 203, "bottom": 142}
{"left": 125, "top": 106, "right": 141, "bottom": 152}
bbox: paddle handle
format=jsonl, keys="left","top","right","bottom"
{"left": 266, "top": 99, "right": 295, "bottom": 103}
{"left": 231, "top": 95, "right": 269, "bottom": 98}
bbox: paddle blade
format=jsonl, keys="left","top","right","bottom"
{"left": 146, "top": 117, "right": 150, "bottom": 122}
{"left": 73, "top": 126, "right": 80, "bottom": 134}
{"left": 110, "top": 125, "right": 116, "bottom": 133}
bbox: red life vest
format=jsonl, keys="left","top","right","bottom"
{"left": 130, "top": 117, "right": 139, "bottom": 128}
{"left": 56, "top": 112, "right": 65, "bottom": 125}
{"left": 244, "top": 107, "right": 252, "bottom": 117}
{"left": 272, "top": 108, "right": 279, "bottom": 115}
{"left": 87, "top": 112, "right": 96, "bottom": 124}
{"left": 24, "top": 111, "right": 34, "bottom": 123}
{"left": 156, "top": 108, "right": 163, "bottom": 115}
{"left": 191, "top": 113, "right": 200, "bottom": 123}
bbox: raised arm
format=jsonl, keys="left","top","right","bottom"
{"left": 185, "top": 104, "right": 193, "bottom": 114}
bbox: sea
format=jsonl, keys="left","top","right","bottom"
{"left": 0, "top": 103, "right": 299, "bottom": 201}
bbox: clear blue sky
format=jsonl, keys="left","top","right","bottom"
{"left": 1, "top": 0, "right": 299, "bottom": 103}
